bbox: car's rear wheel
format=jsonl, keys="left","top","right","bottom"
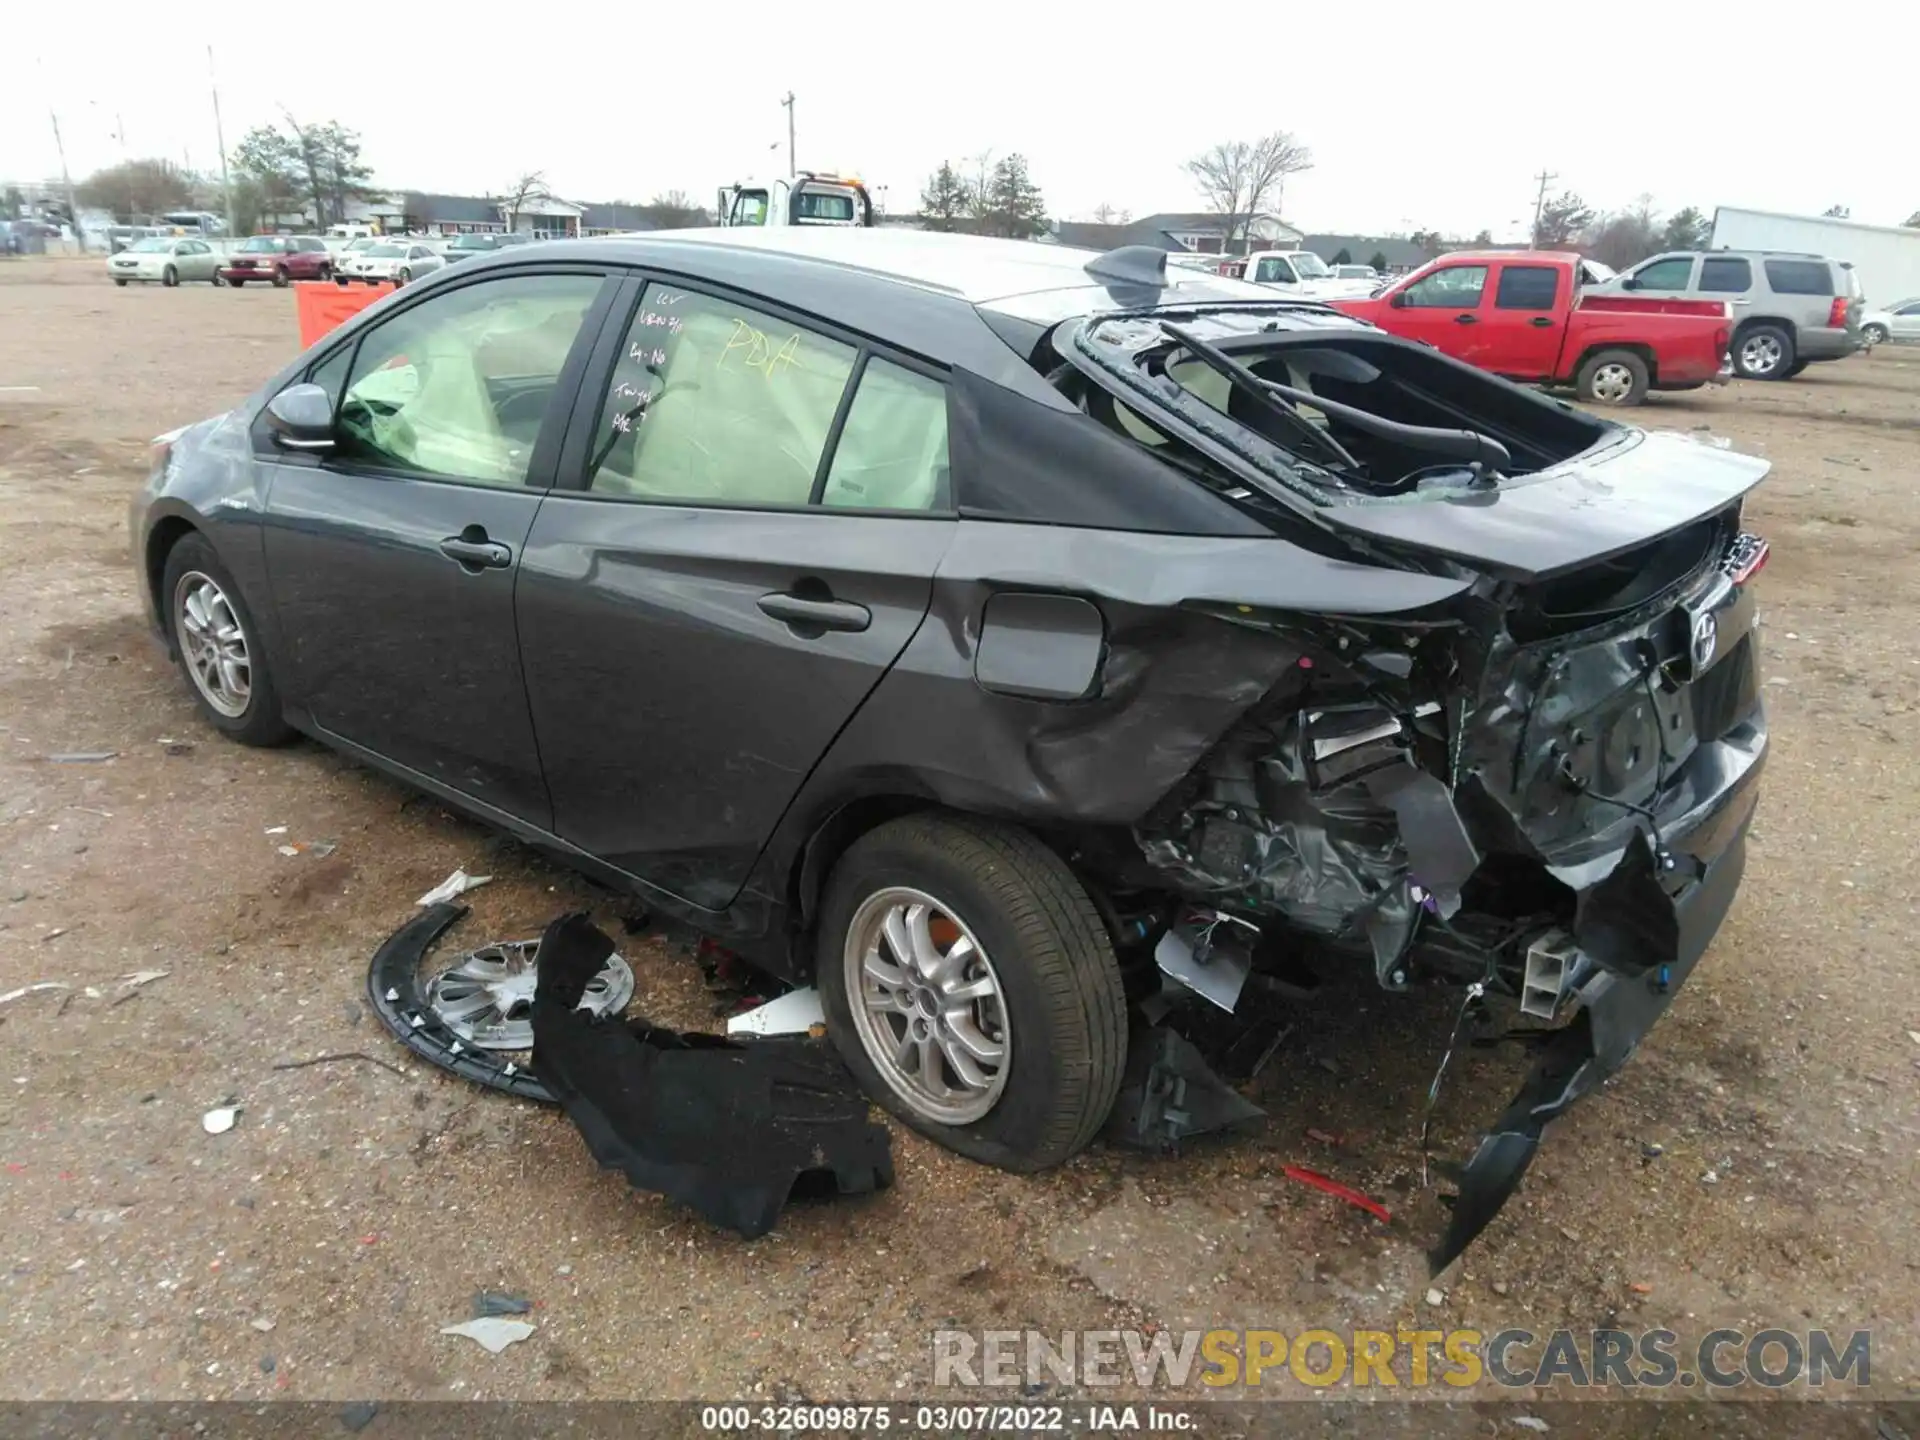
{"left": 113, "top": 278, "right": 128, "bottom": 287}
{"left": 1576, "top": 348, "right": 1649, "bottom": 405}
{"left": 271, "top": 266, "right": 289, "bottom": 288}
{"left": 228, "top": 278, "right": 246, "bottom": 288}
{"left": 160, "top": 533, "right": 295, "bottom": 748}
{"left": 1863, "top": 323, "right": 1888, "bottom": 346}
{"left": 162, "top": 265, "right": 178, "bottom": 287}
{"left": 397, "top": 268, "right": 412, "bottom": 285}
{"left": 317, "top": 264, "right": 331, "bottom": 281}
{"left": 209, "top": 270, "right": 223, "bottom": 286}
{"left": 1734, "top": 323, "right": 1794, "bottom": 380}
{"left": 817, "top": 813, "right": 1126, "bottom": 1172}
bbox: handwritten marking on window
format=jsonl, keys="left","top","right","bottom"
{"left": 653, "top": 291, "right": 685, "bottom": 306}
{"left": 719, "top": 317, "right": 801, "bottom": 379}
{"left": 626, "top": 345, "right": 667, "bottom": 368}
{"left": 636, "top": 311, "right": 683, "bottom": 334}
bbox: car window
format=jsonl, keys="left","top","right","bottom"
{"left": 1401, "top": 265, "right": 1487, "bottom": 308}
{"left": 1630, "top": 256, "right": 1694, "bottom": 290}
{"left": 307, "top": 344, "right": 353, "bottom": 408}
{"left": 1763, "top": 259, "right": 1832, "bottom": 296}
{"left": 820, "top": 360, "right": 950, "bottom": 511}
{"left": 410, "top": 247, "right": 430, "bottom": 259}
{"left": 1494, "top": 264, "right": 1559, "bottom": 310}
{"left": 1698, "top": 257, "right": 1752, "bottom": 293}
{"left": 1898, "top": 301, "right": 1920, "bottom": 316}
{"left": 334, "top": 273, "right": 603, "bottom": 486}
{"left": 588, "top": 284, "right": 856, "bottom": 506}
{"left": 1253, "top": 257, "right": 1297, "bottom": 284}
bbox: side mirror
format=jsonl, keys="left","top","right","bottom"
{"left": 1620, "top": 277, "right": 1640, "bottom": 291}
{"left": 1388, "top": 290, "right": 1408, "bottom": 309}
{"left": 264, "top": 383, "right": 336, "bottom": 453}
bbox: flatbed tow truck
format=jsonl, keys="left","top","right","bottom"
{"left": 718, "top": 172, "right": 876, "bottom": 228}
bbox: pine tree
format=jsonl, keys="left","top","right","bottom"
{"left": 982, "top": 155, "right": 1047, "bottom": 239}
{"left": 918, "top": 162, "right": 973, "bottom": 232}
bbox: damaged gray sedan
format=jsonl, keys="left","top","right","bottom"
{"left": 130, "top": 228, "right": 1768, "bottom": 1267}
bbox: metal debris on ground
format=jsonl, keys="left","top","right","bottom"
{"left": 47, "top": 752, "right": 116, "bottom": 763}
{"left": 0, "top": 983, "right": 68, "bottom": 1006}
{"left": 472, "top": 1291, "right": 534, "bottom": 1318}
{"left": 724, "top": 986, "right": 826, "bottom": 1037}
{"left": 439, "top": 1317, "right": 535, "bottom": 1354}
{"left": 272, "top": 1051, "right": 406, "bottom": 1078}
{"left": 1104, "top": 1025, "right": 1265, "bottom": 1151}
{"left": 531, "top": 912, "right": 893, "bottom": 1238}
{"left": 120, "top": 970, "right": 168, "bottom": 990}
{"left": 416, "top": 869, "right": 493, "bottom": 907}
{"left": 201, "top": 1107, "right": 239, "bottom": 1135}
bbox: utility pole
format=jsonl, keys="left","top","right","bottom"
{"left": 39, "top": 60, "right": 80, "bottom": 249}
{"left": 1530, "top": 169, "right": 1557, "bottom": 247}
{"left": 780, "top": 92, "right": 795, "bottom": 178}
{"left": 208, "top": 46, "right": 236, "bottom": 238}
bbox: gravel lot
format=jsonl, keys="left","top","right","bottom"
{"left": 1, "top": 257, "right": 1915, "bottom": 1429}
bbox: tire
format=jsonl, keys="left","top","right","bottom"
{"left": 113, "top": 278, "right": 128, "bottom": 287}
{"left": 272, "top": 266, "right": 289, "bottom": 288}
{"left": 228, "top": 278, "right": 246, "bottom": 288}
{"left": 1862, "top": 324, "right": 1888, "bottom": 346}
{"left": 162, "top": 265, "right": 178, "bottom": 287}
{"left": 160, "top": 532, "right": 296, "bottom": 748}
{"left": 1783, "top": 360, "right": 1810, "bottom": 379}
{"left": 317, "top": 264, "right": 331, "bottom": 281}
{"left": 397, "top": 268, "right": 411, "bottom": 285}
{"left": 1733, "top": 322, "right": 1794, "bottom": 380}
{"left": 816, "top": 813, "right": 1126, "bottom": 1172}
{"left": 1575, "top": 348, "right": 1649, "bottom": 406}
{"left": 209, "top": 270, "right": 223, "bottom": 286}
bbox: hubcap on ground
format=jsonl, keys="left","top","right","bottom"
{"left": 1590, "top": 362, "right": 1635, "bottom": 403}
{"left": 425, "top": 938, "right": 635, "bottom": 1050}
{"left": 173, "top": 571, "right": 251, "bottom": 718}
{"left": 844, "top": 887, "right": 1009, "bottom": 1125}
{"left": 1741, "top": 334, "right": 1783, "bottom": 374}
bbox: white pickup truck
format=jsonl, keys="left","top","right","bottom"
{"left": 1234, "top": 249, "right": 1381, "bottom": 298}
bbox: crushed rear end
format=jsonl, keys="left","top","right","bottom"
{"left": 1049, "top": 304, "right": 1770, "bottom": 1269}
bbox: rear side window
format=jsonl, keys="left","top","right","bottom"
{"left": 1698, "top": 257, "right": 1752, "bottom": 293}
{"left": 1494, "top": 265, "right": 1559, "bottom": 310}
{"left": 1764, "top": 259, "right": 1833, "bottom": 296}
{"left": 588, "top": 285, "right": 856, "bottom": 506}
{"left": 820, "top": 360, "right": 950, "bottom": 511}
{"left": 1630, "top": 256, "right": 1694, "bottom": 290}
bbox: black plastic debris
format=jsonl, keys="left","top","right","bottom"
{"left": 472, "top": 1291, "right": 534, "bottom": 1318}
{"left": 530, "top": 912, "right": 892, "bottom": 1238}
{"left": 1103, "top": 1024, "right": 1266, "bottom": 1151}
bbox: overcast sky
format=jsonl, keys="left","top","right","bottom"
{"left": 11, "top": 1, "right": 1914, "bottom": 235}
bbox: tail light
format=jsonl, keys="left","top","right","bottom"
{"left": 1826, "top": 297, "right": 1848, "bottom": 328}
{"left": 1723, "top": 532, "right": 1769, "bottom": 585}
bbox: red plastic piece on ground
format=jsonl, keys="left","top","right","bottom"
{"left": 1282, "top": 1163, "right": 1392, "bottom": 1223}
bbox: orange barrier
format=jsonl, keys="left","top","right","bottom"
{"left": 294, "top": 280, "right": 397, "bottom": 349}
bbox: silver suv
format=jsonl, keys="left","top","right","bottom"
{"left": 1598, "top": 250, "right": 1863, "bottom": 380}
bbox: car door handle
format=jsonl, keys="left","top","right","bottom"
{"left": 438, "top": 535, "right": 513, "bottom": 570}
{"left": 1731, "top": 298, "right": 1752, "bottom": 306}
{"left": 1454, "top": 313, "right": 1477, "bottom": 324}
{"left": 1529, "top": 316, "right": 1554, "bottom": 328}
{"left": 757, "top": 592, "right": 871, "bottom": 634}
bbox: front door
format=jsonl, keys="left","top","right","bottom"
{"left": 1479, "top": 260, "right": 1565, "bottom": 380}
{"left": 259, "top": 268, "right": 611, "bottom": 825}
{"left": 1388, "top": 262, "right": 1491, "bottom": 365}
{"left": 517, "top": 278, "right": 956, "bottom": 909}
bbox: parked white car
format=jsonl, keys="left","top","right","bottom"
{"left": 340, "top": 242, "right": 447, "bottom": 286}
{"left": 107, "top": 236, "right": 222, "bottom": 287}
{"left": 1860, "top": 298, "right": 1920, "bottom": 346}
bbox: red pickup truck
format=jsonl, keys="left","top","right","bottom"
{"left": 1329, "top": 251, "right": 1730, "bottom": 406}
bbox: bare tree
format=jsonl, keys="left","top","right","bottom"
{"left": 1182, "top": 131, "right": 1313, "bottom": 254}
{"left": 964, "top": 149, "right": 997, "bottom": 228}
{"left": 502, "top": 171, "right": 551, "bottom": 232}
{"left": 1091, "top": 202, "right": 1119, "bottom": 224}
{"left": 637, "top": 190, "right": 708, "bottom": 229}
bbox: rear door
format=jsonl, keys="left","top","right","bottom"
{"left": 1891, "top": 300, "right": 1920, "bottom": 341}
{"left": 517, "top": 276, "right": 955, "bottom": 909}
{"left": 1760, "top": 257, "right": 1838, "bottom": 339}
{"left": 1479, "top": 260, "right": 1564, "bottom": 379}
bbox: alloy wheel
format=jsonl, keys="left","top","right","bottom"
{"left": 1589, "top": 362, "right": 1636, "bottom": 403}
{"left": 1740, "top": 333, "right": 1784, "bottom": 375}
{"left": 843, "top": 887, "right": 1009, "bottom": 1125}
{"left": 173, "top": 571, "right": 251, "bottom": 718}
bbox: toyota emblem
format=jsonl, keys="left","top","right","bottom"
{"left": 1690, "top": 609, "right": 1719, "bottom": 671}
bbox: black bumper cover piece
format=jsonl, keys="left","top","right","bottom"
{"left": 1429, "top": 822, "right": 1751, "bottom": 1275}
{"left": 530, "top": 913, "right": 893, "bottom": 1238}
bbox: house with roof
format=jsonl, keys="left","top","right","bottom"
{"left": 341, "top": 191, "right": 646, "bottom": 238}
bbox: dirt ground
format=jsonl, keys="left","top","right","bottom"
{"left": 1, "top": 256, "right": 1915, "bottom": 1430}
